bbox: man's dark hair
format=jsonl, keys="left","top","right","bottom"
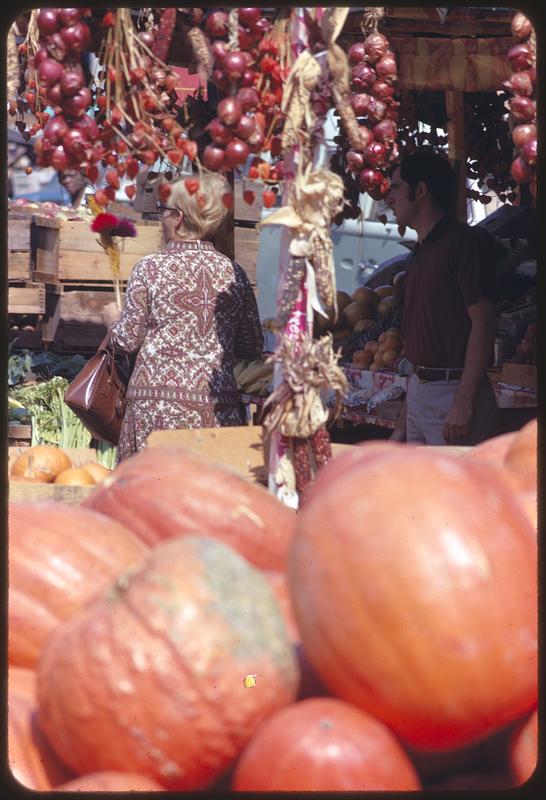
{"left": 399, "top": 150, "right": 457, "bottom": 213}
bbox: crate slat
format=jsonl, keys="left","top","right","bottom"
{"left": 234, "top": 180, "right": 263, "bottom": 223}
{"left": 9, "top": 482, "right": 96, "bottom": 505}
{"left": 58, "top": 249, "right": 152, "bottom": 282}
{"left": 8, "top": 283, "right": 46, "bottom": 315}
{"left": 8, "top": 215, "right": 32, "bottom": 250}
{"left": 8, "top": 251, "right": 32, "bottom": 281}
{"left": 32, "top": 216, "right": 163, "bottom": 283}
{"left": 234, "top": 225, "right": 260, "bottom": 287}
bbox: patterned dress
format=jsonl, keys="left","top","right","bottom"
{"left": 110, "top": 240, "right": 263, "bottom": 461}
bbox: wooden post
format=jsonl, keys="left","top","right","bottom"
{"left": 445, "top": 90, "right": 467, "bottom": 223}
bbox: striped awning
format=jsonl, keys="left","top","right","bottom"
{"left": 391, "top": 36, "right": 513, "bottom": 92}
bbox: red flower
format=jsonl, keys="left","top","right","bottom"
{"left": 91, "top": 213, "right": 119, "bottom": 234}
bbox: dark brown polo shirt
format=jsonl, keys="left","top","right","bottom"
{"left": 401, "top": 216, "right": 498, "bottom": 368}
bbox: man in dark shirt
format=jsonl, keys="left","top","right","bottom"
{"left": 388, "top": 150, "right": 498, "bottom": 445}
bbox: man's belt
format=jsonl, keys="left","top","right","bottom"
{"left": 415, "top": 366, "right": 464, "bottom": 382}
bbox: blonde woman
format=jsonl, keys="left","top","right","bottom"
{"left": 108, "top": 172, "right": 263, "bottom": 460}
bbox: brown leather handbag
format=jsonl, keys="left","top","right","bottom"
{"left": 64, "top": 334, "right": 130, "bottom": 445}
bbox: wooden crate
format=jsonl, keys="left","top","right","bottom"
{"left": 147, "top": 426, "right": 354, "bottom": 485}
{"left": 8, "top": 424, "right": 32, "bottom": 447}
{"left": 8, "top": 251, "right": 32, "bottom": 281}
{"left": 9, "top": 482, "right": 96, "bottom": 504}
{"left": 8, "top": 282, "right": 46, "bottom": 315}
{"left": 8, "top": 213, "right": 33, "bottom": 280}
{"left": 51, "top": 320, "right": 108, "bottom": 353}
{"left": 234, "top": 225, "right": 260, "bottom": 288}
{"left": 33, "top": 215, "right": 164, "bottom": 283}
{"left": 8, "top": 446, "right": 100, "bottom": 504}
{"left": 60, "top": 289, "right": 117, "bottom": 325}
{"left": 234, "top": 180, "right": 263, "bottom": 223}
{"left": 8, "top": 213, "right": 32, "bottom": 250}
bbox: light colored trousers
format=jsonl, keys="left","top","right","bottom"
{"left": 406, "top": 373, "right": 498, "bottom": 446}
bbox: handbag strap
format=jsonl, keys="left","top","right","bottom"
{"left": 97, "top": 332, "right": 117, "bottom": 380}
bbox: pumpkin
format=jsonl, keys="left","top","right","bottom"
{"left": 10, "top": 445, "right": 72, "bottom": 483}
{"left": 36, "top": 535, "right": 299, "bottom": 790}
{"left": 8, "top": 681, "right": 74, "bottom": 790}
{"left": 8, "top": 666, "right": 36, "bottom": 702}
{"left": 83, "top": 446, "right": 296, "bottom": 571}
{"left": 289, "top": 448, "right": 537, "bottom": 751}
{"left": 515, "top": 489, "right": 537, "bottom": 534}
{"left": 54, "top": 467, "right": 96, "bottom": 485}
{"left": 263, "top": 570, "right": 299, "bottom": 643}
{"left": 504, "top": 418, "right": 537, "bottom": 491}
{"left": 463, "top": 431, "right": 516, "bottom": 467}
{"left": 231, "top": 698, "right": 421, "bottom": 791}
{"left": 509, "top": 710, "right": 537, "bottom": 786}
{"left": 80, "top": 462, "right": 112, "bottom": 484}
{"left": 55, "top": 772, "right": 165, "bottom": 791}
{"left": 9, "top": 502, "right": 149, "bottom": 667}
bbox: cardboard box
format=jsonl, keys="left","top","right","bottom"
{"left": 501, "top": 362, "right": 536, "bottom": 389}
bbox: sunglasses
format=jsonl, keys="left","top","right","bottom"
{"left": 156, "top": 203, "right": 179, "bottom": 213}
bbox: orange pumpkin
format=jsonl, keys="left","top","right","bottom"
{"left": 9, "top": 502, "right": 149, "bottom": 667}
{"left": 10, "top": 445, "right": 72, "bottom": 483}
{"left": 54, "top": 467, "right": 96, "bottom": 486}
{"left": 83, "top": 446, "right": 296, "bottom": 571}
{"left": 9, "top": 679, "right": 74, "bottom": 790}
{"left": 504, "top": 418, "right": 537, "bottom": 491}
{"left": 289, "top": 448, "right": 537, "bottom": 751}
{"left": 463, "top": 431, "right": 516, "bottom": 468}
{"left": 36, "top": 535, "right": 299, "bottom": 790}
{"left": 80, "top": 462, "right": 112, "bottom": 484}
{"left": 509, "top": 709, "right": 538, "bottom": 786}
{"left": 262, "top": 570, "right": 299, "bottom": 643}
{"left": 231, "top": 698, "right": 421, "bottom": 791}
{"left": 8, "top": 666, "right": 36, "bottom": 702}
{"left": 55, "top": 772, "right": 165, "bottom": 791}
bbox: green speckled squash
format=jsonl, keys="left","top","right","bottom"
{"left": 36, "top": 535, "right": 299, "bottom": 791}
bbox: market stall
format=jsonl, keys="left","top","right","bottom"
{"left": 7, "top": 8, "right": 537, "bottom": 793}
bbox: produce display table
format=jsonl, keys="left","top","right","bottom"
{"left": 492, "top": 383, "right": 537, "bottom": 409}
{"left": 147, "top": 426, "right": 354, "bottom": 485}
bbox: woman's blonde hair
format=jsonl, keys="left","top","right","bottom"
{"left": 169, "top": 172, "right": 231, "bottom": 239}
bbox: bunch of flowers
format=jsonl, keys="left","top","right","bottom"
{"left": 91, "top": 213, "right": 137, "bottom": 238}
{"left": 90, "top": 210, "right": 137, "bottom": 309}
